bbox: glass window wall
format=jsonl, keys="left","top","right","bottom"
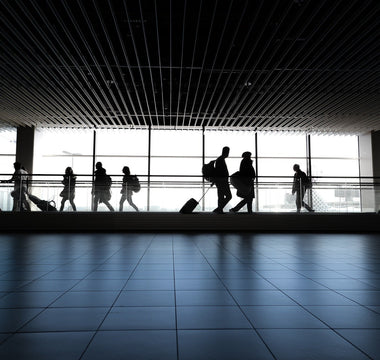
{"left": 0, "top": 129, "right": 16, "bottom": 175}
{"left": 95, "top": 129, "right": 149, "bottom": 211}
{"left": 34, "top": 128, "right": 94, "bottom": 175}
{"left": 0, "top": 129, "right": 17, "bottom": 211}
{"left": 257, "top": 133, "right": 307, "bottom": 212}
{"left": 204, "top": 130, "right": 256, "bottom": 211}
{"left": 33, "top": 129, "right": 94, "bottom": 211}
{"left": 150, "top": 129, "right": 202, "bottom": 211}
{"left": 310, "top": 135, "right": 360, "bottom": 212}
{"left": 4, "top": 127, "right": 363, "bottom": 213}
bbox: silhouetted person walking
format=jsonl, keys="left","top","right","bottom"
{"left": 1, "top": 162, "right": 31, "bottom": 211}
{"left": 119, "top": 166, "right": 139, "bottom": 212}
{"left": 213, "top": 146, "right": 232, "bottom": 214}
{"left": 59, "top": 167, "right": 77, "bottom": 211}
{"left": 292, "top": 164, "right": 314, "bottom": 212}
{"left": 92, "top": 162, "right": 114, "bottom": 211}
{"left": 230, "top": 151, "right": 256, "bottom": 214}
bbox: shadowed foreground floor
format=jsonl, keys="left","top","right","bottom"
{"left": 0, "top": 211, "right": 380, "bottom": 232}
{"left": 0, "top": 232, "right": 379, "bottom": 359}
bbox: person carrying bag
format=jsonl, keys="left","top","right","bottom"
{"left": 229, "top": 152, "right": 256, "bottom": 214}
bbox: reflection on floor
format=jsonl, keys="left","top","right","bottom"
{"left": 0, "top": 232, "right": 379, "bottom": 360}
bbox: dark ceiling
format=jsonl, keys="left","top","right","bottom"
{"left": 0, "top": 0, "right": 379, "bottom": 133}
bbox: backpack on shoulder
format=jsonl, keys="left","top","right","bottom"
{"left": 129, "top": 175, "right": 141, "bottom": 193}
{"left": 202, "top": 160, "right": 216, "bottom": 182}
{"left": 105, "top": 175, "right": 112, "bottom": 189}
{"left": 230, "top": 171, "right": 251, "bottom": 198}
{"left": 304, "top": 175, "right": 312, "bottom": 189}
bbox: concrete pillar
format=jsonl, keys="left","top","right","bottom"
{"left": 371, "top": 131, "right": 380, "bottom": 212}
{"left": 372, "top": 131, "right": 380, "bottom": 178}
{"left": 358, "top": 131, "right": 380, "bottom": 212}
{"left": 16, "top": 126, "right": 35, "bottom": 174}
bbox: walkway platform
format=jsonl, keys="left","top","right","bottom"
{"left": 1, "top": 211, "right": 379, "bottom": 232}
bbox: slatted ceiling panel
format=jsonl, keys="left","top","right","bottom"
{"left": 0, "top": 0, "right": 379, "bottom": 134}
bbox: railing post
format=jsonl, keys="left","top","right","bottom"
{"left": 255, "top": 132, "right": 259, "bottom": 212}
{"left": 306, "top": 134, "right": 313, "bottom": 209}
{"left": 147, "top": 125, "right": 151, "bottom": 211}
{"left": 202, "top": 126, "right": 205, "bottom": 211}
{"left": 91, "top": 130, "right": 96, "bottom": 211}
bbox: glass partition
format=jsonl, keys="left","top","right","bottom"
{"left": 2, "top": 128, "right": 374, "bottom": 213}
{"left": 95, "top": 129, "right": 149, "bottom": 176}
{"left": 310, "top": 135, "right": 360, "bottom": 211}
{"left": 310, "top": 135, "right": 359, "bottom": 179}
{"left": 95, "top": 129, "right": 149, "bottom": 211}
{"left": 33, "top": 128, "right": 94, "bottom": 176}
{"left": 1, "top": 174, "right": 375, "bottom": 213}
{"left": 204, "top": 130, "right": 256, "bottom": 175}
{"left": 0, "top": 130, "right": 17, "bottom": 211}
{"left": 256, "top": 133, "right": 307, "bottom": 211}
{"left": 150, "top": 129, "right": 202, "bottom": 211}
{"left": 0, "top": 129, "right": 16, "bottom": 176}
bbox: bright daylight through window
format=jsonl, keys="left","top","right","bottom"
{"left": 1, "top": 129, "right": 361, "bottom": 212}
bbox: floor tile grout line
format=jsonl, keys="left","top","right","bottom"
{"left": 0, "top": 276, "right": 92, "bottom": 346}
{"left": 0, "top": 237, "right": 132, "bottom": 307}
{"left": 264, "top": 256, "right": 380, "bottom": 314}
{"left": 77, "top": 234, "right": 156, "bottom": 360}
{"left": 192, "top": 236, "right": 279, "bottom": 360}
{"left": 259, "top": 277, "right": 375, "bottom": 360}
{"left": 210, "top": 236, "right": 375, "bottom": 360}
{"left": 8, "top": 325, "right": 380, "bottom": 333}
{"left": 172, "top": 235, "right": 180, "bottom": 360}
{"left": 0, "top": 237, "right": 144, "bottom": 347}
{"left": 266, "top": 253, "right": 380, "bottom": 308}
{"left": 0, "top": 233, "right": 379, "bottom": 358}
{"left": 251, "top": 243, "right": 380, "bottom": 314}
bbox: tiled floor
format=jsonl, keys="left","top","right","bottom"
{"left": 0, "top": 232, "right": 379, "bottom": 359}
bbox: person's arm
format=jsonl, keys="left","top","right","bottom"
{"left": 300, "top": 171, "right": 307, "bottom": 188}
{"left": 292, "top": 175, "right": 297, "bottom": 194}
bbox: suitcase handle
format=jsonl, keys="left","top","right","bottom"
{"left": 197, "top": 184, "right": 213, "bottom": 203}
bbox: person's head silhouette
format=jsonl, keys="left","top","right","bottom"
{"left": 221, "top": 146, "right": 230, "bottom": 158}
{"left": 65, "top": 167, "right": 73, "bottom": 175}
{"left": 95, "top": 162, "right": 102, "bottom": 170}
{"left": 293, "top": 164, "right": 300, "bottom": 172}
{"left": 122, "top": 166, "right": 130, "bottom": 175}
{"left": 13, "top": 162, "right": 21, "bottom": 170}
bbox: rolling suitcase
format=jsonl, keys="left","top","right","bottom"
{"left": 179, "top": 198, "right": 199, "bottom": 214}
{"left": 179, "top": 186, "right": 212, "bottom": 214}
{"left": 28, "top": 194, "right": 57, "bottom": 211}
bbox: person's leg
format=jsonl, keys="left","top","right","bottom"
{"left": 213, "top": 184, "right": 223, "bottom": 212}
{"left": 303, "top": 202, "right": 314, "bottom": 211}
{"left": 104, "top": 200, "right": 114, "bottom": 211}
{"left": 246, "top": 195, "right": 253, "bottom": 213}
{"left": 11, "top": 190, "right": 20, "bottom": 211}
{"left": 231, "top": 199, "right": 247, "bottom": 212}
{"left": 219, "top": 182, "right": 232, "bottom": 210}
{"left": 93, "top": 194, "right": 99, "bottom": 211}
{"left": 119, "top": 194, "right": 126, "bottom": 211}
{"left": 60, "top": 198, "right": 66, "bottom": 211}
{"left": 127, "top": 191, "right": 139, "bottom": 211}
{"left": 21, "top": 191, "right": 30, "bottom": 211}
{"left": 101, "top": 194, "right": 114, "bottom": 211}
{"left": 224, "top": 186, "right": 232, "bottom": 209}
{"left": 69, "top": 197, "right": 77, "bottom": 211}
{"left": 295, "top": 191, "right": 301, "bottom": 212}
{"left": 301, "top": 189, "right": 314, "bottom": 212}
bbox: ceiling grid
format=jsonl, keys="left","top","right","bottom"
{"left": 0, "top": 0, "right": 379, "bottom": 134}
